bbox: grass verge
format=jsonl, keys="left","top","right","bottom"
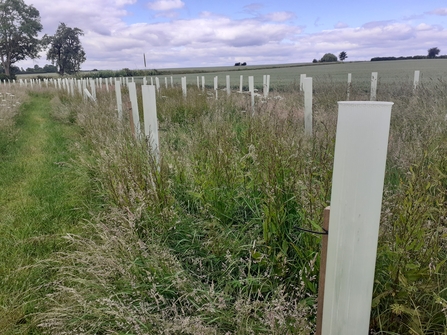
{"left": 0, "top": 90, "right": 97, "bottom": 334}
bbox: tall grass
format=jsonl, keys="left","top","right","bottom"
{"left": 23, "top": 78, "right": 447, "bottom": 334}
{"left": 0, "top": 88, "right": 101, "bottom": 334}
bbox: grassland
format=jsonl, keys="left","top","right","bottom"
{"left": 18, "top": 59, "right": 447, "bottom": 89}
{"left": 1, "top": 60, "right": 447, "bottom": 334}
{"left": 129, "top": 59, "right": 447, "bottom": 88}
{"left": 0, "top": 89, "right": 98, "bottom": 334}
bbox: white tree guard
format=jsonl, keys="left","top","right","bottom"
{"left": 128, "top": 82, "right": 141, "bottom": 138}
{"left": 83, "top": 88, "right": 96, "bottom": 102}
{"left": 264, "top": 75, "right": 270, "bottom": 98}
{"left": 249, "top": 76, "right": 255, "bottom": 113}
{"left": 90, "top": 79, "right": 96, "bottom": 100}
{"left": 413, "top": 70, "right": 420, "bottom": 90}
{"left": 347, "top": 73, "right": 352, "bottom": 101}
{"left": 322, "top": 101, "right": 393, "bottom": 335}
{"left": 370, "top": 72, "right": 378, "bottom": 101}
{"left": 77, "top": 80, "right": 82, "bottom": 95}
{"left": 263, "top": 75, "right": 266, "bottom": 95}
{"left": 155, "top": 77, "right": 160, "bottom": 92}
{"left": 82, "top": 79, "right": 87, "bottom": 96}
{"left": 226, "top": 75, "right": 231, "bottom": 95}
{"left": 300, "top": 74, "right": 306, "bottom": 91}
{"left": 115, "top": 80, "right": 123, "bottom": 120}
{"left": 181, "top": 77, "right": 187, "bottom": 97}
{"left": 239, "top": 75, "right": 243, "bottom": 93}
{"left": 69, "top": 79, "right": 74, "bottom": 96}
{"left": 142, "top": 85, "right": 159, "bottom": 162}
{"left": 304, "top": 77, "right": 313, "bottom": 136}
{"left": 214, "top": 76, "right": 218, "bottom": 99}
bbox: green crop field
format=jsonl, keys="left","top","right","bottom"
{"left": 16, "top": 59, "right": 447, "bottom": 92}
{"left": 136, "top": 59, "right": 447, "bottom": 89}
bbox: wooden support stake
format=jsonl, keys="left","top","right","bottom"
{"left": 316, "top": 206, "right": 330, "bottom": 335}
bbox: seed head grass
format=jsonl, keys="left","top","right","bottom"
{"left": 2, "top": 76, "right": 446, "bottom": 334}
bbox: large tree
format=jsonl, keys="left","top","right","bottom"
{"left": 0, "top": 0, "right": 42, "bottom": 78}
{"left": 44, "top": 23, "right": 86, "bottom": 75}
{"left": 320, "top": 53, "right": 338, "bottom": 62}
{"left": 339, "top": 51, "right": 348, "bottom": 62}
{"left": 427, "top": 47, "right": 440, "bottom": 59}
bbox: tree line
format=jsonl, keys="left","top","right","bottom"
{"left": 0, "top": 63, "right": 58, "bottom": 80}
{"left": 312, "top": 48, "right": 445, "bottom": 64}
{"left": 312, "top": 51, "right": 348, "bottom": 63}
{"left": 371, "top": 48, "right": 445, "bottom": 61}
{"left": 0, "top": 0, "right": 86, "bottom": 78}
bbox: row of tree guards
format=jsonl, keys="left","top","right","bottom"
{"left": 17, "top": 71, "right": 396, "bottom": 334}
{"left": 11, "top": 68, "right": 422, "bottom": 103}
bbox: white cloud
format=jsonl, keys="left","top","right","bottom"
{"left": 147, "top": 0, "right": 184, "bottom": 11}
{"left": 300, "top": 21, "right": 447, "bottom": 60}
{"left": 416, "top": 23, "right": 432, "bottom": 31}
{"left": 334, "top": 21, "right": 348, "bottom": 29}
{"left": 25, "top": 0, "right": 132, "bottom": 36}
{"left": 16, "top": 1, "right": 447, "bottom": 70}
{"left": 243, "top": 3, "right": 264, "bottom": 13}
{"left": 264, "top": 11, "right": 296, "bottom": 22}
{"left": 428, "top": 8, "right": 447, "bottom": 16}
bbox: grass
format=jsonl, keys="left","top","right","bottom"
{"left": 0, "top": 89, "right": 98, "bottom": 334}
{"left": 19, "top": 59, "right": 447, "bottom": 90}
{"left": 1, "top": 67, "right": 447, "bottom": 334}
{"left": 124, "top": 59, "right": 447, "bottom": 89}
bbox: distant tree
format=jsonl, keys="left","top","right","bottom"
{"left": 0, "top": 0, "right": 43, "bottom": 78}
{"left": 320, "top": 53, "right": 338, "bottom": 62}
{"left": 428, "top": 47, "right": 440, "bottom": 59}
{"left": 312, "top": 59, "right": 318, "bottom": 63}
{"left": 43, "top": 64, "right": 57, "bottom": 73}
{"left": 339, "top": 51, "right": 348, "bottom": 61}
{"left": 34, "top": 64, "right": 45, "bottom": 72}
{"left": 44, "top": 22, "right": 86, "bottom": 75}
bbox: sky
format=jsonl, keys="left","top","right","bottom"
{"left": 18, "top": 0, "right": 447, "bottom": 70}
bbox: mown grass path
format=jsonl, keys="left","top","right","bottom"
{"left": 0, "top": 92, "right": 92, "bottom": 334}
